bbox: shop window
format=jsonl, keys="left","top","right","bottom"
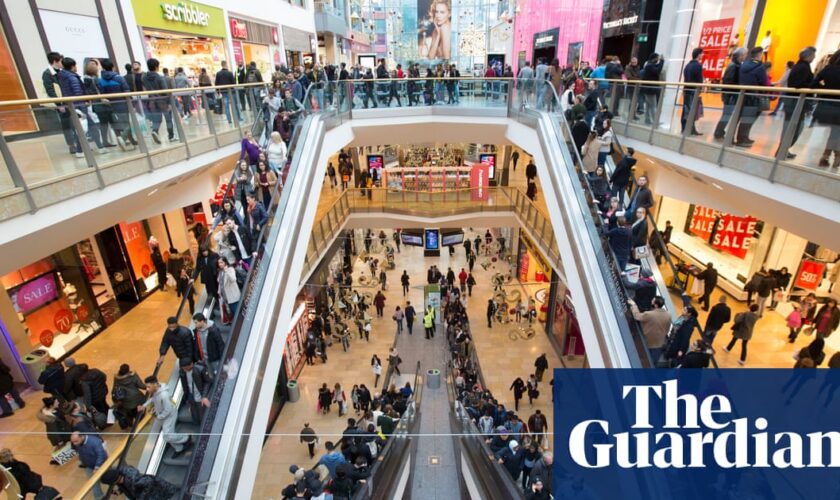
{"left": 0, "top": 25, "right": 35, "bottom": 133}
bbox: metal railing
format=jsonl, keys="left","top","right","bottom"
{"left": 594, "top": 77, "right": 840, "bottom": 199}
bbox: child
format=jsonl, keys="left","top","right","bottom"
{"left": 786, "top": 304, "right": 802, "bottom": 343}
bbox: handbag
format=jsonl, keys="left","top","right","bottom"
{"left": 633, "top": 245, "right": 648, "bottom": 260}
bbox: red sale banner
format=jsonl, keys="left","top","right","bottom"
{"left": 689, "top": 206, "right": 718, "bottom": 241}
{"left": 794, "top": 260, "right": 826, "bottom": 291}
{"left": 711, "top": 213, "right": 757, "bottom": 259}
{"left": 54, "top": 309, "right": 73, "bottom": 334}
{"left": 470, "top": 163, "right": 490, "bottom": 201}
{"left": 699, "top": 18, "right": 734, "bottom": 80}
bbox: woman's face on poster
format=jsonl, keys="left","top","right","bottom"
{"left": 434, "top": 3, "right": 449, "bottom": 25}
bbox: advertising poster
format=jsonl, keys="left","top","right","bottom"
{"left": 699, "top": 18, "right": 735, "bottom": 80}
{"left": 479, "top": 153, "right": 496, "bottom": 179}
{"left": 794, "top": 259, "right": 826, "bottom": 290}
{"left": 417, "top": 0, "right": 451, "bottom": 60}
{"left": 470, "top": 163, "right": 490, "bottom": 201}
{"left": 553, "top": 368, "right": 840, "bottom": 499}
{"left": 119, "top": 221, "right": 153, "bottom": 280}
{"left": 424, "top": 229, "right": 440, "bottom": 250}
{"left": 689, "top": 205, "right": 718, "bottom": 241}
{"left": 232, "top": 40, "right": 244, "bottom": 67}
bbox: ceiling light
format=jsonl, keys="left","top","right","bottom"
{"left": 712, "top": 182, "right": 723, "bottom": 190}
{"left": 147, "top": 188, "right": 159, "bottom": 196}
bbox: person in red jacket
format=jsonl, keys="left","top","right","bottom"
{"left": 458, "top": 268, "right": 468, "bottom": 293}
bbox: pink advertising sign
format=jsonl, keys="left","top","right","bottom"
{"left": 15, "top": 274, "right": 58, "bottom": 314}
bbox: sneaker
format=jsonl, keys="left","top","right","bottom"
{"left": 73, "top": 152, "right": 85, "bottom": 158}
{"left": 151, "top": 131, "right": 161, "bottom": 144}
{"left": 722, "top": 347, "right": 731, "bottom": 353}
{"left": 97, "top": 147, "right": 109, "bottom": 155}
{"left": 738, "top": 359, "right": 746, "bottom": 366}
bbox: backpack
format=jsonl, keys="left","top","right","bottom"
{"left": 246, "top": 69, "right": 259, "bottom": 83}
{"left": 235, "top": 264, "right": 248, "bottom": 288}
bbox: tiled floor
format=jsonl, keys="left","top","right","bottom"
{"left": 0, "top": 289, "right": 182, "bottom": 495}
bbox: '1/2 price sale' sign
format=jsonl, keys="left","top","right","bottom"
{"left": 699, "top": 18, "right": 734, "bottom": 80}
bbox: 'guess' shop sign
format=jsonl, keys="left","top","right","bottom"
{"left": 689, "top": 206, "right": 758, "bottom": 259}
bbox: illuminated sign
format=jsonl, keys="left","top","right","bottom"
{"left": 230, "top": 18, "right": 248, "bottom": 39}
{"left": 161, "top": 2, "right": 211, "bottom": 27}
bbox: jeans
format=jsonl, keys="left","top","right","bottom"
{"left": 396, "top": 319, "right": 403, "bottom": 334}
{"left": 735, "top": 105, "right": 758, "bottom": 142}
{"left": 726, "top": 337, "right": 748, "bottom": 362}
{"left": 777, "top": 97, "right": 806, "bottom": 155}
{"left": 703, "top": 328, "right": 720, "bottom": 343}
{"left": 84, "top": 467, "right": 104, "bottom": 499}
{"left": 714, "top": 101, "right": 737, "bottom": 138}
{"left": 59, "top": 110, "right": 82, "bottom": 153}
{"left": 756, "top": 295, "right": 769, "bottom": 317}
{"left": 222, "top": 93, "right": 242, "bottom": 124}
{"left": 681, "top": 90, "right": 698, "bottom": 132}
{"left": 585, "top": 110, "right": 596, "bottom": 129}
{"left": 643, "top": 94, "right": 658, "bottom": 124}
{"left": 611, "top": 182, "right": 628, "bottom": 208}
{"left": 597, "top": 151, "right": 609, "bottom": 167}
{"left": 148, "top": 109, "right": 174, "bottom": 139}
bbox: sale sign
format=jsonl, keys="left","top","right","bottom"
{"left": 794, "top": 259, "right": 826, "bottom": 290}
{"left": 53, "top": 309, "right": 74, "bottom": 334}
{"left": 698, "top": 18, "right": 734, "bottom": 80}
{"left": 470, "top": 163, "right": 490, "bottom": 201}
{"left": 711, "top": 213, "right": 757, "bottom": 259}
{"left": 689, "top": 206, "right": 718, "bottom": 241}
{"left": 15, "top": 274, "right": 58, "bottom": 314}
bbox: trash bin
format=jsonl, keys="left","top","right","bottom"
{"left": 22, "top": 349, "right": 49, "bottom": 390}
{"left": 426, "top": 369, "right": 440, "bottom": 389}
{"left": 287, "top": 380, "right": 300, "bottom": 402}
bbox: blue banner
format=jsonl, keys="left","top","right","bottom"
{"left": 552, "top": 369, "right": 840, "bottom": 500}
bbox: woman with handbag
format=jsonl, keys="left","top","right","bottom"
{"left": 724, "top": 304, "right": 760, "bottom": 365}
{"left": 587, "top": 165, "right": 610, "bottom": 210}
{"left": 664, "top": 305, "right": 700, "bottom": 363}
{"left": 595, "top": 118, "right": 614, "bottom": 169}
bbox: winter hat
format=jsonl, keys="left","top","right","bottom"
{"left": 64, "top": 357, "right": 75, "bottom": 367}
{"left": 509, "top": 440, "right": 519, "bottom": 450}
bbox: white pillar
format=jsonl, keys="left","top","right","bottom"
{"left": 655, "top": 0, "right": 697, "bottom": 128}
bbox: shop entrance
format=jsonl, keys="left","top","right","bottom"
{"left": 533, "top": 45, "right": 556, "bottom": 65}
{"left": 143, "top": 30, "right": 227, "bottom": 78}
{"left": 601, "top": 34, "right": 635, "bottom": 65}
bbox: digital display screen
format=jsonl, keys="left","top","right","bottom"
{"left": 424, "top": 229, "right": 440, "bottom": 250}
{"left": 367, "top": 155, "right": 384, "bottom": 171}
{"left": 401, "top": 232, "right": 423, "bottom": 246}
{"left": 479, "top": 153, "right": 496, "bottom": 179}
{"left": 442, "top": 232, "right": 464, "bottom": 246}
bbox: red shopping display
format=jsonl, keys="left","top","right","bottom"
{"left": 699, "top": 18, "right": 735, "bottom": 80}
{"left": 53, "top": 309, "right": 73, "bottom": 334}
{"left": 470, "top": 163, "right": 490, "bottom": 201}
{"left": 794, "top": 260, "right": 826, "bottom": 291}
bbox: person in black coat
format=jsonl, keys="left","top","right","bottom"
{"left": 682, "top": 47, "right": 705, "bottom": 134}
{"left": 606, "top": 216, "right": 632, "bottom": 271}
{"left": 525, "top": 158, "right": 537, "bottom": 183}
{"left": 62, "top": 358, "right": 86, "bottom": 401}
{"left": 665, "top": 306, "right": 700, "bottom": 361}
{"left": 714, "top": 48, "right": 747, "bottom": 138}
{"left": 158, "top": 316, "right": 198, "bottom": 368}
{"left": 812, "top": 49, "right": 840, "bottom": 167}
{"left": 0, "top": 449, "right": 45, "bottom": 497}
{"left": 627, "top": 175, "right": 653, "bottom": 217}
{"left": 703, "top": 295, "right": 731, "bottom": 342}
{"left": 79, "top": 367, "right": 109, "bottom": 413}
{"left": 193, "top": 313, "right": 226, "bottom": 375}
{"left": 734, "top": 47, "right": 768, "bottom": 146}
{"left": 630, "top": 208, "right": 649, "bottom": 248}
{"left": 196, "top": 247, "right": 220, "bottom": 302}
{"left": 38, "top": 358, "right": 65, "bottom": 400}
{"left": 678, "top": 339, "right": 714, "bottom": 368}
{"left": 609, "top": 147, "right": 636, "bottom": 207}
{"left": 776, "top": 47, "right": 815, "bottom": 159}
{"left": 570, "top": 116, "right": 591, "bottom": 160}
{"left": 639, "top": 53, "right": 664, "bottom": 125}
{"left": 587, "top": 166, "right": 609, "bottom": 209}
{"left": 695, "top": 262, "right": 719, "bottom": 311}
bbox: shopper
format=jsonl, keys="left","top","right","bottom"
{"left": 776, "top": 47, "right": 815, "bottom": 159}
{"left": 733, "top": 47, "right": 769, "bottom": 146}
{"left": 111, "top": 364, "right": 146, "bottom": 429}
{"left": 178, "top": 358, "right": 212, "bottom": 424}
{"left": 217, "top": 257, "right": 241, "bottom": 320}
{"left": 714, "top": 48, "right": 748, "bottom": 139}
{"left": 533, "top": 354, "right": 549, "bottom": 382}
{"left": 424, "top": 307, "right": 435, "bottom": 339}
{"left": 371, "top": 355, "right": 382, "bottom": 388}
{"left": 639, "top": 53, "right": 664, "bottom": 126}
{"left": 140, "top": 376, "right": 192, "bottom": 456}
{"left": 393, "top": 306, "right": 404, "bottom": 335}
{"left": 628, "top": 297, "right": 671, "bottom": 361}
{"left": 389, "top": 347, "right": 402, "bottom": 377}
{"left": 405, "top": 301, "right": 416, "bottom": 334}
{"left": 100, "top": 465, "right": 178, "bottom": 499}
{"left": 142, "top": 58, "right": 175, "bottom": 144}
{"left": 664, "top": 304, "right": 700, "bottom": 363}
{"left": 509, "top": 377, "right": 526, "bottom": 411}
{"left": 812, "top": 299, "right": 840, "bottom": 339}
{"left": 466, "top": 273, "right": 476, "bottom": 296}
{"left": 681, "top": 47, "right": 705, "bottom": 135}
{"left": 300, "top": 422, "right": 318, "bottom": 459}
{"left": 703, "top": 295, "right": 731, "bottom": 343}
{"left": 812, "top": 49, "right": 840, "bottom": 167}
{"left": 525, "top": 158, "right": 537, "bottom": 184}
{"left": 158, "top": 316, "right": 198, "bottom": 367}
{"left": 609, "top": 148, "right": 636, "bottom": 207}
{"left": 724, "top": 304, "right": 760, "bottom": 365}
{"left": 55, "top": 57, "right": 87, "bottom": 157}
{"left": 694, "top": 262, "right": 719, "bottom": 311}
{"left": 71, "top": 431, "right": 108, "bottom": 498}
{"left": 373, "top": 290, "right": 386, "bottom": 317}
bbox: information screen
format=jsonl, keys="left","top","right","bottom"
{"left": 442, "top": 231, "right": 464, "bottom": 246}
{"left": 367, "top": 154, "right": 384, "bottom": 171}
{"left": 479, "top": 153, "right": 496, "bottom": 179}
{"left": 401, "top": 232, "right": 423, "bottom": 246}
{"left": 424, "top": 229, "right": 440, "bottom": 250}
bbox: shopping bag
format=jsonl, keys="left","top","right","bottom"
{"left": 50, "top": 442, "right": 77, "bottom": 466}
{"left": 106, "top": 408, "right": 117, "bottom": 425}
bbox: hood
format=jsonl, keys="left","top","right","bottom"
{"left": 114, "top": 371, "right": 136, "bottom": 382}
{"left": 37, "top": 408, "right": 58, "bottom": 424}
{"left": 741, "top": 59, "right": 764, "bottom": 75}
{"left": 101, "top": 70, "right": 119, "bottom": 81}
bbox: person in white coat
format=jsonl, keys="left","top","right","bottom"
{"left": 217, "top": 258, "right": 241, "bottom": 318}
{"left": 266, "top": 131, "right": 288, "bottom": 177}
{"left": 140, "top": 375, "right": 191, "bottom": 456}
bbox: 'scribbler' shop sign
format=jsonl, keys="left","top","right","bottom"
{"left": 161, "top": 2, "right": 210, "bottom": 27}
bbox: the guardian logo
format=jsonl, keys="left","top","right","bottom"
{"left": 568, "top": 379, "right": 840, "bottom": 469}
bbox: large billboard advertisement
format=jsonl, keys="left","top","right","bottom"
{"left": 417, "top": 0, "right": 452, "bottom": 60}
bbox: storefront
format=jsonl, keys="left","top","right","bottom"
{"left": 599, "top": 0, "right": 651, "bottom": 65}
{"left": 131, "top": 0, "right": 228, "bottom": 77}
{"left": 532, "top": 28, "right": 559, "bottom": 65}
{"left": 516, "top": 233, "right": 552, "bottom": 284}
{"left": 283, "top": 26, "right": 316, "bottom": 68}
{"left": 656, "top": 196, "right": 840, "bottom": 301}
{"left": 548, "top": 276, "right": 585, "bottom": 366}
{"left": 511, "top": 0, "right": 603, "bottom": 72}
{"left": 229, "top": 16, "right": 282, "bottom": 79}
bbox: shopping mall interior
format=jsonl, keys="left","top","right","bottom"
{"left": 0, "top": 0, "right": 838, "bottom": 498}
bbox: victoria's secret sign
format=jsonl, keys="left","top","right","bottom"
{"left": 689, "top": 206, "right": 757, "bottom": 259}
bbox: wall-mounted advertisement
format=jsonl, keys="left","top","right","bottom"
{"left": 698, "top": 18, "right": 735, "bottom": 80}
{"left": 418, "top": 0, "right": 452, "bottom": 60}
